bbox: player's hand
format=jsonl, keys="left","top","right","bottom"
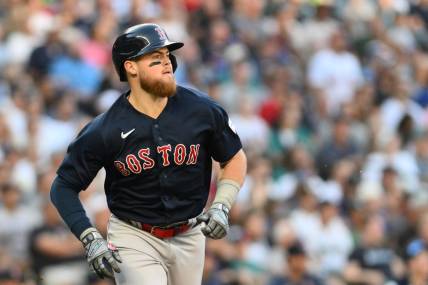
{"left": 80, "top": 227, "right": 122, "bottom": 279}
{"left": 197, "top": 203, "right": 229, "bottom": 239}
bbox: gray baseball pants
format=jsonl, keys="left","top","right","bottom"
{"left": 107, "top": 215, "right": 206, "bottom": 285}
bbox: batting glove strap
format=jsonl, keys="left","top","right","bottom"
{"left": 198, "top": 203, "right": 230, "bottom": 240}
{"left": 80, "top": 227, "right": 122, "bottom": 279}
{"left": 80, "top": 228, "right": 103, "bottom": 247}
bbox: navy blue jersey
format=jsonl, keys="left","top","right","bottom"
{"left": 57, "top": 85, "right": 242, "bottom": 226}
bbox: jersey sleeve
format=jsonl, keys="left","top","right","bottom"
{"left": 209, "top": 102, "right": 242, "bottom": 163}
{"left": 56, "top": 118, "right": 106, "bottom": 190}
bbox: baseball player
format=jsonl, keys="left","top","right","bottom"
{"left": 50, "top": 23, "right": 247, "bottom": 285}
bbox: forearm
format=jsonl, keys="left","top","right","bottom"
{"left": 50, "top": 176, "right": 92, "bottom": 238}
{"left": 214, "top": 149, "right": 247, "bottom": 209}
{"left": 218, "top": 149, "right": 247, "bottom": 185}
{"left": 35, "top": 234, "right": 84, "bottom": 257}
{"left": 344, "top": 263, "right": 385, "bottom": 285}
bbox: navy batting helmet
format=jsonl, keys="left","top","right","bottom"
{"left": 112, "top": 23, "right": 184, "bottom": 81}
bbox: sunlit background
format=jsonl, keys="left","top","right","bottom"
{"left": 1, "top": 0, "right": 428, "bottom": 284}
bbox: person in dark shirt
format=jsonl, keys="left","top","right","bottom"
{"left": 398, "top": 240, "right": 428, "bottom": 285}
{"left": 344, "top": 215, "right": 405, "bottom": 285}
{"left": 269, "top": 241, "right": 324, "bottom": 285}
{"left": 49, "top": 23, "right": 247, "bottom": 285}
{"left": 28, "top": 199, "right": 85, "bottom": 285}
{"left": 316, "top": 114, "right": 359, "bottom": 180}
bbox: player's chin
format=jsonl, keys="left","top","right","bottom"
{"left": 156, "top": 80, "right": 177, "bottom": 98}
{"left": 141, "top": 76, "right": 176, "bottom": 97}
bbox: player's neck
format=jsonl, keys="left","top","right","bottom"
{"left": 128, "top": 89, "right": 167, "bottom": 119}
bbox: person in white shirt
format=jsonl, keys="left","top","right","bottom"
{"left": 308, "top": 30, "right": 364, "bottom": 116}
{"left": 0, "top": 183, "right": 41, "bottom": 263}
{"left": 305, "top": 201, "right": 354, "bottom": 277}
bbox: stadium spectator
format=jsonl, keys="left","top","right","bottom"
{"left": 28, "top": 198, "right": 86, "bottom": 285}
{"left": 268, "top": 241, "right": 324, "bottom": 285}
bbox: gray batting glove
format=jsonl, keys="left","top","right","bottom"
{"left": 80, "top": 227, "right": 122, "bottom": 279}
{"left": 197, "top": 203, "right": 229, "bottom": 239}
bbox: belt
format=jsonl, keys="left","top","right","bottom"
{"left": 124, "top": 215, "right": 201, "bottom": 239}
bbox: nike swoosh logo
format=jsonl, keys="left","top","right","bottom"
{"left": 121, "top": 128, "right": 135, "bottom": 139}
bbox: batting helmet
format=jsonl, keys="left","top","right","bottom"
{"left": 112, "top": 23, "right": 184, "bottom": 81}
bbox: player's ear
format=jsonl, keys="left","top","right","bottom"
{"left": 124, "top": 60, "right": 138, "bottom": 78}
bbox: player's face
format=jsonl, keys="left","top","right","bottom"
{"left": 136, "top": 47, "right": 176, "bottom": 98}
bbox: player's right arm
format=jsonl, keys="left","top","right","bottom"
{"left": 50, "top": 118, "right": 121, "bottom": 279}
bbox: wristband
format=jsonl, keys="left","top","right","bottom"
{"left": 212, "top": 179, "right": 240, "bottom": 209}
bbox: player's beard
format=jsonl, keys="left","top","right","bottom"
{"left": 139, "top": 73, "right": 176, "bottom": 98}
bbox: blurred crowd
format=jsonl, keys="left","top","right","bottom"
{"left": 2, "top": 0, "right": 428, "bottom": 284}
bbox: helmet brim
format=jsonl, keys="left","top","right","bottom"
{"left": 166, "top": 41, "right": 184, "bottom": 51}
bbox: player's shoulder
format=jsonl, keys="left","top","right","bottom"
{"left": 175, "top": 85, "right": 223, "bottom": 110}
{"left": 77, "top": 112, "right": 107, "bottom": 139}
{"left": 78, "top": 94, "right": 124, "bottom": 136}
{"left": 87, "top": 97, "right": 124, "bottom": 138}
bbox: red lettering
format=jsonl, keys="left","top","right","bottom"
{"left": 174, "top": 144, "right": 186, "bottom": 165}
{"left": 126, "top": 154, "right": 142, "bottom": 174}
{"left": 157, "top": 144, "right": 171, "bottom": 166}
{"left": 114, "top": 161, "right": 130, "bottom": 176}
{"left": 138, "top": 148, "right": 155, "bottom": 170}
{"left": 186, "top": 144, "right": 200, "bottom": 165}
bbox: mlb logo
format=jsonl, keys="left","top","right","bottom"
{"left": 155, "top": 27, "right": 168, "bottom": 41}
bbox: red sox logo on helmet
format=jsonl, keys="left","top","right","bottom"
{"left": 155, "top": 27, "right": 167, "bottom": 41}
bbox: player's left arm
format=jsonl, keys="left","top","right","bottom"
{"left": 219, "top": 149, "right": 247, "bottom": 181}
{"left": 216, "top": 149, "right": 247, "bottom": 207}
{"left": 198, "top": 149, "right": 247, "bottom": 239}
{"left": 197, "top": 98, "right": 247, "bottom": 239}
